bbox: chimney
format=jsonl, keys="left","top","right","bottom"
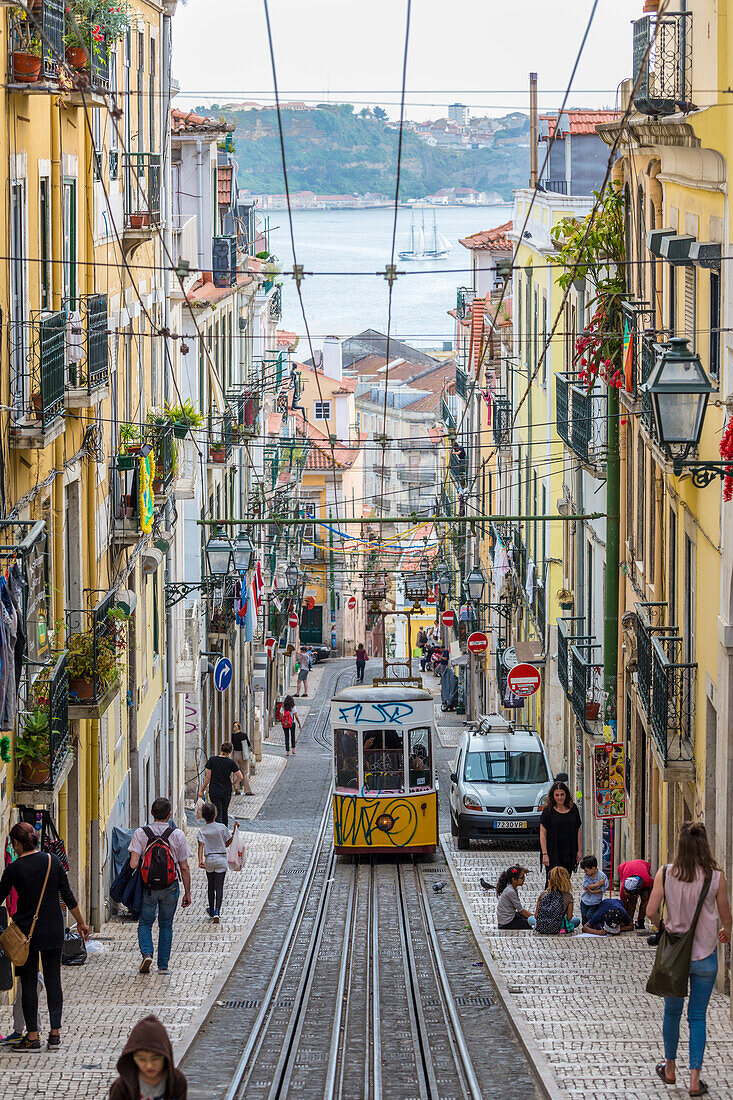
{"left": 529, "top": 72, "right": 538, "bottom": 189}
{"left": 322, "top": 336, "right": 343, "bottom": 381}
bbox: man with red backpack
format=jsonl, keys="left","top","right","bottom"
{"left": 129, "top": 798, "right": 192, "bottom": 974}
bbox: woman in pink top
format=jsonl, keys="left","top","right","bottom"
{"left": 647, "top": 822, "right": 731, "bottom": 1097}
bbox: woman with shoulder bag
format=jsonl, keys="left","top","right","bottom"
{"left": 0, "top": 822, "right": 89, "bottom": 1052}
{"left": 231, "top": 722, "right": 254, "bottom": 796}
{"left": 647, "top": 821, "right": 731, "bottom": 1097}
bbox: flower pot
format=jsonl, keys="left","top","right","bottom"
{"left": 172, "top": 423, "right": 188, "bottom": 439}
{"left": 69, "top": 677, "right": 95, "bottom": 702}
{"left": 585, "top": 701, "right": 600, "bottom": 721}
{"left": 124, "top": 442, "right": 143, "bottom": 456}
{"left": 116, "top": 453, "right": 135, "bottom": 470}
{"left": 20, "top": 758, "right": 50, "bottom": 785}
{"left": 13, "top": 52, "right": 42, "bottom": 83}
{"left": 65, "top": 46, "right": 88, "bottom": 70}
{"left": 129, "top": 213, "right": 150, "bottom": 229}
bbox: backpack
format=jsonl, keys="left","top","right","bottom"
{"left": 534, "top": 889, "right": 567, "bottom": 935}
{"left": 282, "top": 708, "right": 294, "bottom": 729}
{"left": 140, "top": 825, "right": 177, "bottom": 890}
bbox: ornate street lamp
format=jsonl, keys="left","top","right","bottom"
{"left": 232, "top": 532, "right": 254, "bottom": 573}
{"left": 205, "top": 527, "right": 235, "bottom": 578}
{"left": 285, "top": 562, "right": 300, "bottom": 590}
{"left": 437, "top": 565, "right": 451, "bottom": 597}
{"left": 465, "top": 565, "right": 486, "bottom": 603}
{"left": 643, "top": 337, "right": 715, "bottom": 464}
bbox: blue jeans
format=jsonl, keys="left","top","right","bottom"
{"left": 663, "top": 950, "right": 718, "bottom": 1070}
{"left": 138, "top": 882, "right": 180, "bottom": 970}
{"left": 581, "top": 901, "right": 600, "bottom": 924}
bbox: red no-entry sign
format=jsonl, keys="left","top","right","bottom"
{"left": 467, "top": 631, "right": 489, "bottom": 655}
{"left": 441, "top": 609, "right": 456, "bottom": 628}
{"left": 265, "top": 637, "right": 276, "bottom": 658}
{"left": 507, "top": 663, "right": 541, "bottom": 697}
{"left": 288, "top": 612, "right": 299, "bottom": 629}
{"left": 347, "top": 595, "right": 357, "bottom": 610}
{"left": 427, "top": 589, "right": 436, "bottom": 604}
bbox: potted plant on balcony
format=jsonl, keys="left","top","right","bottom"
{"left": 117, "top": 422, "right": 142, "bottom": 468}
{"left": 209, "top": 439, "right": 226, "bottom": 463}
{"left": 65, "top": 0, "right": 132, "bottom": 69}
{"left": 556, "top": 587, "right": 574, "bottom": 611}
{"left": 16, "top": 706, "right": 51, "bottom": 785}
{"left": 164, "top": 399, "right": 204, "bottom": 439}
{"left": 12, "top": 13, "right": 43, "bottom": 83}
{"left": 67, "top": 612, "right": 126, "bottom": 702}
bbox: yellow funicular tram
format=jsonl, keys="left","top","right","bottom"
{"left": 330, "top": 685, "right": 438, "bottom": 855}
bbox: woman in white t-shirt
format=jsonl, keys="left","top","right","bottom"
{"left": 197, "top": 803, "right": 237, "bottom": 922}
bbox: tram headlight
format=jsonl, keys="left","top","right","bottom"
{"left": 375, "top": 813, "right": 395, "bottom": 832}
{"left": 463, "top": 793, "right": 482, "bottom": 812}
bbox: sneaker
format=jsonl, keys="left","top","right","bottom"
{"left": 47, "top": 1033, "right": 60, "bottom": 1051}
{"left": 205, "top": 907, "right": 213, "bottom": 919}
{"left": 139, "top": 955, "right": 153, "bottom": 974}
{"left": 0, "top": 1032, "right": 24, "bottom": 1045}
{"left": 244, "top": 791, "right": 255, "bottom": 796}
{"left": 212, "top": 911, "right": 220, "bottom": 924}
{"left": 11, "top": 1036, "right": 41, "bottom": 1053}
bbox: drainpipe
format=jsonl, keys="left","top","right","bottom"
{"left": 196, "top": 140, "right": 205, "bottom": 271}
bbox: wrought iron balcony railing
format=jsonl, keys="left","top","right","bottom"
{"left": 635, "top": 602, "right": 678, "bottom": 720}
{"left": 67, "top": 293, "right": 109, "bottom": 397}
{"left": 570, "top": 640, "right": 602, "bottom": 728}
{"left": 123, "top": 153, "right": 162, "bottom": 230}
{"left": 651, "top": 634, "right": 696, "bottom": 767}
{"left": 67, "top": 591, "right": 124, "bottom": 716}
{"left": 213, "top": 235, "right": 237, "bottom": 288}
{"left": 8, "top": 0, "right": 64, "bottom": 87}
{"left": 11, "top": 311, "right": 66, "bottom": 434}
{"left": 455, "top": 366, "right": 468, "bottom": 400}
{"left": 555, "top": 373, "right": 607, "bottom": 473}
{"left": 148, "top": 422, "right": 176, "bottom": 498}
{"left": 441, "top": 396, "right": 456, "bottom": 432}
{"left": 15, "top": 653, "right": 70, "bottom": 794}
{"left": 633, "top": 11, "right": 692, "bottom": 118}
{"left": 492, "top": 394, "right": 512, "bottom": 451}
{"left": 620, "top": 300, "right": 656, "bottom": 399}
{"left": 541, "top": 179, "right": 568, "bottom": 195}
{"left": 456, "top": 286, "right": 473, "bottom": 320}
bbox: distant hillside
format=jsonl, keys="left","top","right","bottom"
{"left": 200, "top": 104, "right": 530, "bottom": 200}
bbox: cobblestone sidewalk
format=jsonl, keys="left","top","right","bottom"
{"left": 443, "top": 836, "right": 733, "bottom": 1099}
{"left": 0, "top": 829, "right": 291, "bottom": 1100}
{"left": 231, "top": 751, "right": 286, "bottom": 820}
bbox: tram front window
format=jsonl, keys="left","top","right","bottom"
{"left": 334, "top": 728, "right": 359, "bottom": 789}
{"left": 363, "top": 729, "right": 404, "bottom": 793}
{"left": 409, "top": 727, "right": 431, "bottom": 789}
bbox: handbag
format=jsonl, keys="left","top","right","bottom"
{"left": 0, "top": 855, "right": 52, "bottom": 967}
{"left": 41, "top": 811, "right": 70, "bottom": 872}
{"left": 646, "top": 866, "right": 711, "bottom": 999}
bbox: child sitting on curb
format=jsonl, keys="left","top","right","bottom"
{"left": 495, "top": 865, "right": 536, "bottom": 930}
{"left": 579, "top": 854, "right": 609, "bottom": 924}
{"left": 534, "top": 866, "right": 581, "bottom": 934}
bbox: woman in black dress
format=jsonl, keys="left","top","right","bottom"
{"left": 539, "top": 781, "right": 582, "bottom": 882}
{"left": 0, "top": 821, "right": 89, "bottom": 1052}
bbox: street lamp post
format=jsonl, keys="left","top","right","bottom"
{"left": 465, "top": 564, "right": 486, "bottom": 720}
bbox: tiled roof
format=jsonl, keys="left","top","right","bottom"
{"left": 469, "top": 299, "right": 484, "bottom": 375}
{"left": 186, "top": 273, "right": 253, "bottom": 304}
{"left": 286, "top": 413, "right": 359, "bottom": 470}
{"left": 217, "top": 164, "right": 233, "bottom": 205}
{"left": 276, "top": 330, "right": 298, "bottom": 349}
{"left": 459, "top": 221, "right": 513, "bottom": 252}
{"left": 171, "top": 109, "right": 234, "bottom": 135}
{"left": 540, "top": 110, "right": 621, "bottom": 138}
{"left": 296, "top": 361, "right": 357, "bottom": 393}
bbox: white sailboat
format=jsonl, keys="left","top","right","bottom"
{"left": 423, "top": 210, "right": 452, "bottom": 259}
{"left": 398, "top": 210, "right": 424, "bottom": 261}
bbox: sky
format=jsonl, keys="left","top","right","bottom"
{"left": 172, "top": 0, "right": 642, "bottom": 120}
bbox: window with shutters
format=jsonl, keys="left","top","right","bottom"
{"left": 137, "top": 31, "right": 144, "bottom": 152}
{"left": 525, "top": 272, "right": 532, "bottom": 370}
{"left": 314, "top": 401, "right": 331, "bottom": 420}
{"left": 684, "top": 266, "right": 696, "bottom": 348}
{"left": 709, "top": 270, "right": 721, "bottom": 379}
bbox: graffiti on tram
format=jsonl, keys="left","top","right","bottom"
{"left": 333, "top": 794, "right": 423, "bottom": 847}
{"left": 336, "top": 702, "right": 415, "bottom": 726}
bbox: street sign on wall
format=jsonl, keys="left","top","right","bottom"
{"left": 467, "top": 631, "right": 489, "bottom": 655}
{"left": 506, "top": 663, "right": 541, "bottom": 697}
{"left": 213, "top": 656, "right": 233, "bottom": 692}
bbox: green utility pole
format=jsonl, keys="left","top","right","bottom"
{"left": 603, "top": 386, "right": 620, "bottom": 715}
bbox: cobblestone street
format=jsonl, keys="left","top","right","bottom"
{"left": 442, "top": 835, "right": 733, "bottom": 1099}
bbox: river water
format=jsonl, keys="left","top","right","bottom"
{"left": 268, "top": 203, "right": 512, "bottom": 353}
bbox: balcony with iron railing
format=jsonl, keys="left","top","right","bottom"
{"left": 650, "top": 633, "right": 696, "bottom": 775}
{"left": 555, "top": 373, "right": 607, "bottom": 473}
{"left": 148, "top": 422, "right": 177, "bottom": 502}
{"left": 635, "top": 602, "right": 678, "bottom": 721}
{"left": 557, "top": 617, "right": 601, "bottom": 731}
{"left": 492, "top": 395, "right": 512, "bottom": 452}
{"left": 441, "top": 396, "right": 457, "bottom": 432}
{"left": 541, "top": 179, "right": 568, "bottom": 195}
{"left": 10, "top": 311, "right": 66, "bottom": 448}
{"left": 7, "top": 0, "right": 64, "bottom": 91}
{"left": 123, "top": 153, "right": 162, "bottom": 240}
{"left": 456, "top": 286, "right": 474, "bottom": 321}
{"left": 208, "top": 409, "right": 234, "bottom": 466}
{"left": 14, "top": 653, "right": 71, "bottom": 805}
{"left": 67, "top": 591, "right": 125, "bottom": 718}
{"left": 632, "top": 11, "right": 692, "bottom": 117}
{"left": 66, "top": 293, "right": 110, "bottom": 407}
{"left": 227, "top": 387, "right": 261, "bottom": 441}
{"left": 396, "top": 467, "right": 437, "bottom": 485}
{"left": 455, "top": 365, "right": 468, "bottom": 400}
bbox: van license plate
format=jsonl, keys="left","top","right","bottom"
{"left": 493, "top": 820, "right": 527, "bottom": 829}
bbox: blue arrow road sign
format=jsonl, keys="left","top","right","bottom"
{"left": 213, "top": 656, "right": 233, "bottom": 692}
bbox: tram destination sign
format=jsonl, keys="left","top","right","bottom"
{"left": 506, "top": 663, "right": 541, "bottom": 698}
{"left": 467, "top": 631, "right": 489, "bottom": 655}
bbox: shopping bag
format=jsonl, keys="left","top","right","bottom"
{"left": 194, "top": 797, "right": 206, "bottom": 822}
{"left": 61, "top": 927, "right": 87, "bottom": 966}
{"left": 227, "top": 831, "right": 247, "bottom": 872}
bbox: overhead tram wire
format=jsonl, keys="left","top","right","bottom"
{"left": 376, "top": 0, "right": 412, "bottom": 555}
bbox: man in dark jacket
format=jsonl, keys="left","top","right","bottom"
{"left": 109, "top": 1014, "right": 187, "bottom": 1099}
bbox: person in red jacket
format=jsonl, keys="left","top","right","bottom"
{"left": 109, "top": 1015, "right": 187, "bottom": 1099}
{"left": 618, "top": 857, "right": 654, "bottom": 929}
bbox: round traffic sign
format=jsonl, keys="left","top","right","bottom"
{"left": 427, "top": 589, "right": 436, "bottom": 604}
{"left": 501, "top": 646, "right": 518, "bottom": 670}
{"left": 288, "top": 612, "right": 299, "bottom": 629}
{"left": 467, "top": 631, "right": 489, "bottom": 655}
{"left": 265, "top": 637, "right": 276, "bottom": 658}
{"left": 347, "top": 595, "right": 357, "bottom": 610}
{"left": 305, "top": 596, "right": 316, "bottom": 611}
{"left": 441, "top": 609, "right": 455, "bottom": 628}
{"left": 506, "top": 663, "right": 541, "bottom": 698}
{"left": 213, "top": 656, "right": 233, "bottom": 692}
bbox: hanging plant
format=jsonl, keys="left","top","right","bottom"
{"left": 720, "top": 418, "right": 733, "bottom": 502}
